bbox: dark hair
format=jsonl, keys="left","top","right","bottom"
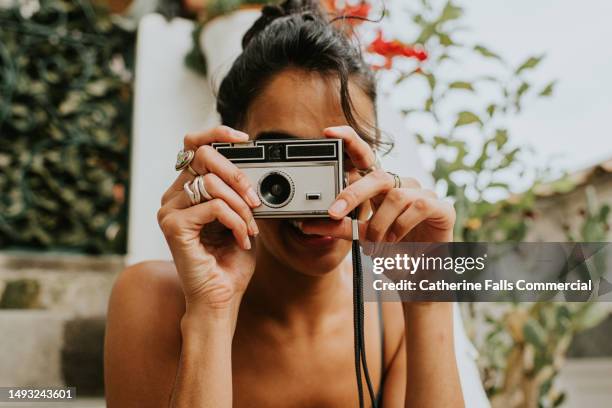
{"left": 216, "top": 0, "right": 390, "bottom": 152}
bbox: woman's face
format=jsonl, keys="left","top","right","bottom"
{"left": 242, "top": 68, "right": 376, "bottom": 276}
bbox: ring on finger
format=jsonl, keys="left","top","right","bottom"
{"left": 194, "top": 175, "right": 213, "bottom": 201}
{"left": 387, "top": 171, "right": 402, "bottom": 189}
{"left": 175, "top": 149, "right": 199, "bottom": 176}
{"left": 183, "top": 181, "right": 199, "bottom": 206}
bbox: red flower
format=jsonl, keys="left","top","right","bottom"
{"left": 367, "top": 30, "right": 428, "bottom": 69}
{"left": 325, "top": 1, "right": 371, "bottom": 25}
{"left": 341, "top": 2, "right": 371, "bottom": 19}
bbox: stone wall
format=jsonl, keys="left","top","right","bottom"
{"left": 0, "top": 252, "right": 123, "bottom": 390}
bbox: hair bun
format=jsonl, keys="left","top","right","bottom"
{"left": 242, "top": 0, "right": 326, "bottom": 48}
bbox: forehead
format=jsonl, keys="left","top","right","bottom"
{"left": 243, "top": 69, "right": 375, "bottom": 139}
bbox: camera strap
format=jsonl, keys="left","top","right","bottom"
{"left": 351, "top": 214, "right": 378, "bottom": 408}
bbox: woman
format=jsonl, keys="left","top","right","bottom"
{"left": 104, "top": 1, "right": 464, "bottom": 406}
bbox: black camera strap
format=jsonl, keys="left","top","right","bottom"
{"left": 351, "top": 213, "right": 377, "bottom": 408}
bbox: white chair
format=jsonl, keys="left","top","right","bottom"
{"left": 128, "top": 12, "right": 489, "bottom": 407}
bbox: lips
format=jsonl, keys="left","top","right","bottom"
{"left": 285, "top": 219, "right": 337, "bottom": 248}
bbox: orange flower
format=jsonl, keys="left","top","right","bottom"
{"left": 341, "top": 2, "right": 371, "bottom": 20}
{"left": 325, "top": 1, "right": 371, "bottom": 25}
{"left": 367, "top": 30, "right": 428, "bottom": 69}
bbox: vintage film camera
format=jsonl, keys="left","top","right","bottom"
{"left": 212, "top": 139, "right": 344, "bottom": 218}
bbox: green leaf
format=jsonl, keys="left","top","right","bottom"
{"left": 486, "top": 104, "right": 497, "bottom": 117}
{"left": 424, "top": 97, "right": 434, "bottom": 112}
{"left": 449, "top": 81, "right": 474, "bottom": 91}
{"left": 473, "top": 45, "right": 501, "bottom": 60}
{"left": 416, "top": 24, "right": 436, "bottom": 44}
{"left": 523, "top": 319, "right": 546, "bottom": 349}
{"left": 454, "top": 111, "right": 482, "bottom": 127}
{"left": 494, "top": 129, "right": 508, "bottom": 148}
{"left": 516, "top": 55, "right": 544, "bottom": 74}
{"left": 439, "top": 33, "right": 455, "bottom": 46}
{"left": 439, "top": 1, "right": 463, "bottom": 22}
{"left": 573, "top": 304, "right": 609, "bottom": 331}
{"left": 539, "top": 80, "right": 556, "bottom": 97}
{"left": 424, "top": 72, "right": 436, "bottom": 90}
{"left": 517, "top": 82, "right": 530, "bottom": 98}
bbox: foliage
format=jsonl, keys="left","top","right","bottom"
{"left": 381, "top": 1, "right": 609, "bottom": 406}
{"left": 478, "top": 193, "right": 610, "bottom": 408}
{"left": 0, "top": 0, "right": 134, "bottom": 253}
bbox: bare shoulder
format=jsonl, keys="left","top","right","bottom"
{"left": 105, "top": 261, "right": 185, "bottom": 407}
{"left": 107, "top": 260, "right": 186, "bottom": 344}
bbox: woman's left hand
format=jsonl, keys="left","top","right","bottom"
{"left": 301, "top": 126, "right": 456, "bottom": 243}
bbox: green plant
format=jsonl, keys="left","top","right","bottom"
{"left": 383, "top": 1, "right": 609, "bottom": 406}
{"left": 479, "top": 193, "right": 609, "bottom": 408}
{"left": 0, "top": 0, "right": 134, "bottom": 253}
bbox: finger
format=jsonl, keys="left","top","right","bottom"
{"left": 183, "top": 125, "right": 249, "bottom": 150}
{"left": 324, "top": 126, "right": 376, "bottom": 170}
{"left": 182, "top": 199, "right": 252, "bottom": 250}
{"left": 300, "top": 218, "right": 369, "bottom": 241}
{"left": 389, "top": 198, "right": 455, "bottom": 242}
{"left": 200, "top": 173, "right": 258, "bottom": 236}
{"left": 190, "top": 145, "right": 261, "bottom": 208}
{"left": 367, "top": 189, "right": 437, "bottom": 242}
{"left": 161, "top": 171, "right": 195, "bottom": 206}
{"left": 328, "top": 169, "right": 394, "bottom": 219}
{"left": 157, "top": 190, "right": 192, "bottom": 225}
{"left": 400, "top": 177, "right": 422, "bottom": 189}
{"left": 366, "top": 189, "right": 409, "bottom": 242}
{"left": 162, "top": 175, "right": 259, "bottom": 236}
{"left": 370, "top": 177, "right": 422, "bottom": 209}
{"left": 162, "top": 126, "right": 250, "bottom": 204}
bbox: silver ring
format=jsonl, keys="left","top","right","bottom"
{"left": 387, "top": 172, "right": 402, "bottom": 189}
{"left": 183, "top": 181, "right": 199, "bottom": 206}
{"left": 194, "top": 175, "right": 213, "bottom": 201}
{"left": 191, "top": 179, "right": 201, "bottom": 203}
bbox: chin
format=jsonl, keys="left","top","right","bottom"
{"left": 257, "top": 219, "right": 351, "bottom": 276}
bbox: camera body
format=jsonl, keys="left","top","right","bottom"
{"left": 212, "top": 139, "right": 344, "bottom": 218}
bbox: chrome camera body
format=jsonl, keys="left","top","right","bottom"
{"left": 212, "top": 139, "right": 344, "bottom": 218}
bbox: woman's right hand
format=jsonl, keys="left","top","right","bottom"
{"left": 157, "top": 126, "right": 261, "bottom": 315}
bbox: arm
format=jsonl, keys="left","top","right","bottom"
{"left": 106, "top": 126, "right": 259, "bottom": 407}
{"left": 402, "top": 303, "right": 463, "bottom": 408}
{"left": 170, "top": 307, "right": 236, "bottom": 407}
{"left": 104, "top": 264, "right": 240, "bottom": 408}
{"left": 302, "top": 126, "right": 464, "bottom": 407}
{"left": 377, "top": 303, "right": 463, "bottom": 408}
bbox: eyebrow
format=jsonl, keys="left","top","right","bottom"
{"left": 254, "top": 131, "right": 299, "bottom": 140}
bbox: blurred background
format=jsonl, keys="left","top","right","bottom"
{"left": 0, "top": 0, "right": 611, "bottom": 407}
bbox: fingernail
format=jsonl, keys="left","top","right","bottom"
{"left": 329, "top": 199, "right": 347, "bottom": 216}
{"left": 243, "top": 236, "right": 252, "bottom": 250}
{"left": 249, "top": 219, "right": 259, "bottom": 235}
{"left": 387, "top": 232, "right": 397, "bottom": 242}
{"left": 246, "top": 188, "right": 261, "bottom": 207}
{"left": 234, "top": 130, "right": 249, "bottom": 139}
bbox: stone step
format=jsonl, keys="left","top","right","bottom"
{"left": 0, "top": 253, "right": 122, "bottom": 392}
{"left": 0, "top": 252, "right": 124, "bottom": 317}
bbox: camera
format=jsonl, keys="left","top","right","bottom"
{"left": 212, "top": 139, "right": 344, "bottom": 218}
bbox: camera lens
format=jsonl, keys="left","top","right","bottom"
{"left": 258, "top": 171, "right": 294, "bottom": 208}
